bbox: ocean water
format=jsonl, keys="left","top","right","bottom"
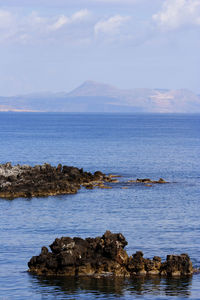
{"left": 0, "top": 112, "right": 200, "bottom": 299}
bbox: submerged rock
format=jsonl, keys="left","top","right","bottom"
{"left": 0, "top": 163, "right": 116, "bottom": 199}
{"left": 28, "top": 231, "right": 194, "bottom": 278}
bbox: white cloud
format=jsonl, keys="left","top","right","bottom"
{"left": 0, "top": 8, "right": 132, "bottom": 44}
{"left": 71, "top": 9, "right": 91, "bottom": 22}
{"left": 40, "top": 9, "right": 91, "bottom": 32}
{"left": 0, "top": 10, "right": 19, "bottom": 42}
{"left": 27, "top": 11, "right": 46, "bottom": 26}
{"left": 94, "top": 15, "right": 130, "bottom": 36}
{"left": 0, "top": 9, "right": 15, "bottom": 28}
{"left": 0, "top": 9, "right": 92, "bottom": 43}
{"left": 50, "top": 15, "right": 69, "bottom": 31}
{"left": 153, "top": 0, "right": 200, "bottom": 30}
{"left": 49, "top": 9, "right": 90, "bottom": 32}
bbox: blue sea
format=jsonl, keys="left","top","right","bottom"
{"left": 0, "top": 112, "right": 200, "bottom": 299}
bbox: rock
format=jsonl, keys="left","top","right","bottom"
{"left": 110, "top": 179, "right": 119, "bottom": 183}
{"left": 158, "top": 178, "right": 166, "bottom": 183}
{"left": 0, "top": 163, "right": 117, "bottom": 199}
{"left": 28, "top": 231, "right": 195, "bottom": 278}
{"left": 128, "top": 178, "right": 168, "bottom": 184}
{"left": 84, "top": 184, "right": 94, "bottom": 190}
{"left": 28, "top": 231, "right": 129, "bottom": 277}
{"left": 160, "top": 254, "right": 193, "bottom": 276}
{"left": 94, "top": 171, "right": 104, "bottom": 179}
{"left": 109, "top": 174, "right": 122, "bottom": 178}
{"left": 0, "top": 163, "right": 169, "bottom": 199}
{"left": 137, "top": 178, "right": 151, "bottom": 183}
{"left": 136, "top": 178, "right": 168, "bottom": 184}
{"left": 98, "top": 185, "right": 112, "bottom": 189}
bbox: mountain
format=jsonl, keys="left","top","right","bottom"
{"left": 0, "top": 81, "right": 200, "bottom": 113}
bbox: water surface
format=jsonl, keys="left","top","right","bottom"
{"left": 0, "top": 113, "right": 200, "bottom": 299}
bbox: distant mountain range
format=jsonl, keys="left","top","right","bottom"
{"left": 0, "top": 80, "right": 200, "bottom": 113}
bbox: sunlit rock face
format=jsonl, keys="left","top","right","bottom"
{"left": 28, "top": 231, "right": 194, "bottom": 277}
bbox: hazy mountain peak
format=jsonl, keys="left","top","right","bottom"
{"left": 80, "top": 80, "right": 99, "bottom": 86}
{"left": 81, "top": 80, "right": 116, "bottom": 87}
{"left": 0, "top": 80, "right": 200, "bottom": 113}
{"left": 68, "top": 80, "right": 119, "bottom": 97}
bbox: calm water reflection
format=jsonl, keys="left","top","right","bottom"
{"left": 29, "top": 275, "right": 193, "bottom": 299}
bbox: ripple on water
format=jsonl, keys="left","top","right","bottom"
{"left": 0, "top": 113, "right": 200, "bottom": 299}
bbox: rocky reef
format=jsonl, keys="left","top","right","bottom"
{"left": 28, "top": 231, "right": 194, "bottom": 278}
{"left": 128, "top": 178, "right": 168, "bottom": 184}
{"left": 0, "top": 162, "right": 170, "bottom": 199}
{"left": 0, "top": 163, "right": 115, "bottom": 199}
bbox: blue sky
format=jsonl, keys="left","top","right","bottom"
{"left": 0, "top": 0, "right": 199, "bottom": 96}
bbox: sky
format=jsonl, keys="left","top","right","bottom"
{"left": 0, "top": 0, "right": 199, "bottom": 96}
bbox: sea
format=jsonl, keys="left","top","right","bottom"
{"left": 0, "top": 112, "right": 199, "bottom": 300}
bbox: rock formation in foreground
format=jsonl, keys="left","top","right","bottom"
{"left": 0, "top": 163, "right": 115, "bottom": 199}
{"left": 28, "top": 231, "right": 194, "bottom": 277}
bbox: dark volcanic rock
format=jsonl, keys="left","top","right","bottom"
{"left": 28, "top": 231, "right": 194, "bottom": 278}
{"left": 0, "top": 163, "right": 115, "bottom": 199}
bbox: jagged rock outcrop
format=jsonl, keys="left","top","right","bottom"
{"left": 28, "top": 231, "right": 194, "bottom": 277}
{"left": 0, "top": 162, "right": 115, "bottom": 199}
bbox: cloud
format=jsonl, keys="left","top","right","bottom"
{"left": 0, "top": 9, "right": 92, "bottom": 44}
{"left": 153, "top": 0, "right": 200, "bottom": 30}
{"left": 50, "top": 15, "right": 68, "bottom": 31}
{"left": 94, "top": 15, "right": 130, "bottom": 36}
{"left": 49, "top": 9, "right": 90, "bottom": 31}
{"left": 0, "top": 8, "right": 133, "bottom": 44}
{"left": 0, "top": 9, "right": 14, "bottom": 28}
{"left": 0, "top": 9, "right": 19, "bottom": 42}
{"left": 70, "top": 9, "right": 91, "bottom": 22}
{"left": 0, "top": 0, "right": 141, "bottom": 6}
